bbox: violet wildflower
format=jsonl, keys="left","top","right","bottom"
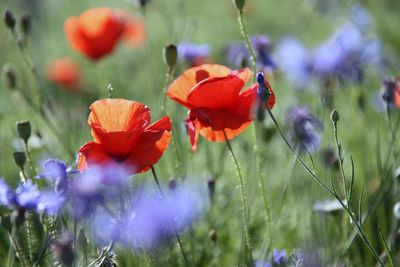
{"left": 40, "top": 159, "right": 71, "bottom": 193}
{"left": 177, "top": 43, "right": 210, "bottom": 66}
{"left": 273, "top": 249, "right": 287, "bottom": 264}
{"left": 226, "top": 35, "right": 277, "bottom": 71}
{"left": 286, "top": 106, "right": 322, "bottom": 153}
{"left": 276, "top": 37, "right": 311, "bottom": 88}
{"left": 254, "top": 260, "right": 272, "bottom": 267}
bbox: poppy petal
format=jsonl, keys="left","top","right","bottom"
{"left": 187, "top": 68, "right": 252, "bottom": 109}
{"left": 64, "top": 17, "right": 92, "bottom": 58}
{"left": 88, "top": 99, "right": 151, "bottom": 132}
{"left": 77, "top": 142, "right": 114, "bottom": 170}
{"left": 124, "top": 116, "right": 172, "bottom": 173}
{"left": 185, "top": 117, "right": 199, "bottom": 152}
{"left": 196, "top": 119, "right": 252, "bottom": 142}
{"left": 167, "top": 64, "right": 231, "bottom": 107}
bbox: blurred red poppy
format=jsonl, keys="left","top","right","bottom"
{"left": 64, "top": 7, "right": 145, "bottom": 61}
{"left": 167, "top": 64, "right": 275, "bottom": 151}
{"left": 78, "top": 98, "right": 171, "bottom": 174}
{"left": 45, "top": 58, "right": 81, "bottom": 91}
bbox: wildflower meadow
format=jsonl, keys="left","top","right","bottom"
{"left": 1, "top": 0, "right": 400, "bottom": 266}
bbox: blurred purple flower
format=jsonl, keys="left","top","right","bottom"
{"left": 69, "top": 164, "right": 130, "bottom": 220}
{"left": 15, "top": 181, "right": 40, "bottom": 210}
{"left": 286, "top": 106, "right": 322, "bottom": 153}
{"left": 254, "top": 260, "right": 272, "bottom": 267}
{"left": 273, "top": 249, "right": 287, "bottom": 264}
{"left": 226, "top": 35, "right": 277, "bottom": 72}
{"left": 39, "top": 159, "right": 74, "bottom": 193}
{"left": 276, "top": 37, "right": 311, "bottom": 88}
{"left": 121, "top": 186, "right": 204, "bottom": 248}
{"left": 178, "top": 43, "right": 210, "bottom": 66}
{"left": 0, "top": 178, "right": 16, "bottom": 208}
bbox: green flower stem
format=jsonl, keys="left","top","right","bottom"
{"left": 223, "top": 129, "right": 253, "bottom": 264}
{"left": 23, "top": 141, "right": 37, "bottom": 179}
{"left": 161, "top": 67, "right": 184, "bottom": 177}
{"left": 252, "top": 124, "right": 271, "bottom": 246}
{"left": 25, "top": 214, "right": 34, "bottom": 264}
{"left": 237, "top": 9, "right": 257, "bottom": 81}
{"left": 10, "top": 227, "right": 28, "bottom": 267}
{"left": 150, "top": 166, "right": 189, "bottom": 267}
{"left": 265, "top": 107, "right": 385, "bottom": 266}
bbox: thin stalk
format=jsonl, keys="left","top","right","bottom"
{"left": 252, "top": 124, "right": 271, "bottom": 245}
{"left": 25, "top": 214, "right": 34, "bottom": 264}
{"left": 150, "top": 166, "right": 189, "bottom": 266}
{"left": 237, "top": 9, "right": 257, "bottom": 82}
{"left": 333, "top": 121, "right": 348, "bottom": 201}
{"left": 265, "top": 107, "right": 385, "bottom": 266}
{"left": 222, "top": 129, "right": 253, "bottom": 264}
{"left": 9, "top": 228, "right": 27, "bottom": 267}
{"left": 24, "top": 141, "right": 37, "bottom": 178}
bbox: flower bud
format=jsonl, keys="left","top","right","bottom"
{"left": 394, "top": 202, "right": 400, "bottom": 219}
{"left": 4, "top": 9, "right": 16, "bottom": 29}
{"left": 233, "top": 0, "right": 246, "bottom": 10}
{"left": 13, "top": 151, "right": 26, "bottom": 169}
{"left": 10, "top": 208, "right": 25, "bottom": 228}
{"left": 207, "top": 179, "right": 215, "bottom": 201}
{"left": 209, "top": 228, "right": 217, "bottom": 242}
{"left": 139, "top": 0, "right": 150, "bottom": 7}
{"left": 163, "top": 44, "right": 177, "bottom": 69}
{"left": 16, "top": 120, "right": 31, "bottom": 143}
{"left": 330, "top": 109, "right": 340, "bottom": 123}
{"left": 20, "top": 14, "right": 31, "bottom": 35}
{"left": 2, "top": 64, "right": 17, "bottom": 89}
{"left": 168, "top": 178, "right": 177, "bottom": 191}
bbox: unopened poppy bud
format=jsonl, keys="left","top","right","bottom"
{"left": 207, "top": 179, "right": 215, "bottom": 201}
{"left": 209, "top": 228, "right": 217, "bottom": 242}
{"left": 394, "top": 202, "right": 400, "bottom": 219}
{"left": 163, "top": 44, "right": 177, "bottom": 69}
{"left": 13, "top": 151, "right": 26, "bottom": 169}
{"left": 233, "top": 0, "right": 246, "bottom": 10}
{"left": 330, "top": 109, "right": 340, "bottom": 123}
{"left": 2, "top": 64, "right": 17, "bottom": 89}
{"left": 20, "top": 14, "right": 31, "bottom": 35}
{"left": 16, "top": 120, "right": 31, "bottom": 143}
{"left": 10, "top": 208, "right": 25, "bottom": 228}
{"left": 4, "top": 9, "right": 16, "bottom": 29}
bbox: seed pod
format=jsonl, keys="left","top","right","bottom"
{"left": 4, "top": 9, "right": 16, "bottom": 29}
{"left": 163, "top": 44, "right": 177, "bottom": 69}
{"left": 16, "top": 120, "right": 31, "bottom": 143}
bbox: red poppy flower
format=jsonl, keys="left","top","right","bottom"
{"left": 77, "top": 98, "right": 171, "bottom": 174}
{"left": 167, "top": 64, "right": 275, "bottom": 151}
{"left": 64, "top": 7, "right": 126, "bottom": 61}
{"left": 115, "top": 10, "right": 146, "bottom": 48}
{"left": 45, "top": 58, "right": 82, "bottom": 91}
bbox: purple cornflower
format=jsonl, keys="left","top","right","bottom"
{"left": 286, "top": 106, "right": 322, "bottom": 153}
{"left": 273, "top": 249, "right": 287, "bottom": 264}
{"left": 254, "top": 260, "right": 272, "bottom": 267}
{"left": 0, "top": 179, "right": 65, "bottom": 214}
{"left": 69, "top": 164, "right": 130, "bottom": 220}
{"left": 225, "top": 35, "right": 277, "bottom": 72}
{"left": 39, "top": 159, "right": 75, "bottom": 193}
{"left": 177, "top": 43, "right": 210, "bottom": 66}
{"left": 276, "top": 37, "right": 311, "bottom": 88}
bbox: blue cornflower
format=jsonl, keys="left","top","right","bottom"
{"left": 273, "top": 249, "right": 287, "bottom": 264}
{"left": 225, "top": 35, "right": 277, "bottom": 72}
{"left": 39, "top": 159, "right": 76, "bottom": 193}
{"left": 254, "top": 260, "right": 272, "bottom": 267}
{"left": 0, "top": 178, "right": 16, "bottom": 208}
{"left": 276, "top": 37, "right": 311, "bottom": 88}
{"left": 286, "top": 106, "right": 322, "bottom": 153}
{"left": 177, "top": 43, "right": 210, "bottom": 66}
{"left": 69, "top": 164, "right": 130, "bottom": 220}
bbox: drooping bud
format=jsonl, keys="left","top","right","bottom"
{"left": 2, "top": 64, "right": 17, "bottom": 89}
{"left": 13, "top": 151, "right": 26, "bottom": 169}
{"left": 163, "top": 44, "right": 177, "bottom": 69}
{"left": 16, "top": 120, "right": 31, "bottom": 143}
{"left": 4, "top": 9, "right": 16, "bottom": 29}
{"left": 139, "top": 0, "right": 150, "bottom": 7}
{"left": 330, "top": 109, "right": 340, "bottom": 123}
{"left": 20, "top": 14, "right": 31, "bottom": 35}
{"left": 233, "top": 0, "right": 246, "bottom": 11}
